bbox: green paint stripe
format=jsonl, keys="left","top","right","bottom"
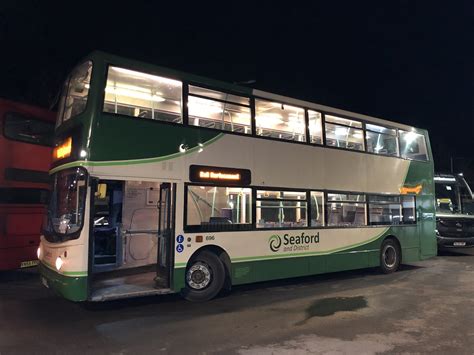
{"left": 49, "top": 133, "right": 224, "bottom": 174}
{"left": 174, "top": 228, "right": 389, "bottom": 268}
{"left": 41, "top": 260, "right": 87, "bottom": 277}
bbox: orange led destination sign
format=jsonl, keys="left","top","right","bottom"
{"left": 399, "top": 184, "right": 422, "bottom": 195}
{"left": 190, "top": 165, "right": 251, "bottom": 185}
{"left": 53, "top": 137, "right": 72, "bottom": 161}
{"left": 199, "top": 171, "right": 240, "bottom": 181}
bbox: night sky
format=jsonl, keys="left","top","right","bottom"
{"left": 1, "top": 1, "right": 473, "bottom": 180}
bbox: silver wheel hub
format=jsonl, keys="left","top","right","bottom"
{"left": 187, "top": 262, "right": 212, "bottom": 290}
{"left": 383, "top": 245, "right": 397, "bottom": 268}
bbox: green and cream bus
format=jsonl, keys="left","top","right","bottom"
{"left": 38, "top": 51, "right": 437, "bottom": 302}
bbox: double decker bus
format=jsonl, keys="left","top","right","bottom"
{"left": 38, "top": 52, "right": 436, "bottom": 302}
{"left": 0, "top": 98, "right": 55, "bottom": 270}
{"left": 434, "top": 173, "right": 474, "bottom": 249}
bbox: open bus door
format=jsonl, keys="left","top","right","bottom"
{"left": 155, "top": 183, "right": 175, "bottom": 288}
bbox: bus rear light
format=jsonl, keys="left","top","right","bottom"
{"left": 195, "top": 235, "right": 203, "bottom": 243}
{"left": 53, "top": 137, "right": 72, "bottom": 161}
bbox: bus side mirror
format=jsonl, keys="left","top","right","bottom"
{"left": 95, "top": 183, "right": 107, "bottom": 199}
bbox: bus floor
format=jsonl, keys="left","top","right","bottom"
{"left": 90, "top": 271, "right": 173, "bottom": 302}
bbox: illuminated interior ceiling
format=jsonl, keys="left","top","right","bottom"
{"left": 104, "top": 67, "right": 182, "bottom": 114}
{"left": 256, "top": 101, "right": 305, "bottom": 133}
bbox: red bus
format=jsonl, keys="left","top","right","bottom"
{"left": 0, "top": 98, "right": 55, "bottom": 270}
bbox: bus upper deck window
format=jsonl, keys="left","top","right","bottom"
{"left": 324, "top": 115, "right": 364, "bottom": 151}
{"left": 308, "top": 110, "right": 323, "bottom": 144}
{"left": 188, "top": 86, "right": 251, "bottom": 134}
{"left": 399, "top": 130, "right": 429, "bottom": 161}
{"left": 366, "top": 123, "right": 399, "bottom": 157}
{"left": 104, "top": 66, "right": 183, "bottom": 124}
{"left": 255, "top": 100, "right": 306, "bottom": 142}
{"left": 57, "top": 61, "right": 93, "bottom": 126}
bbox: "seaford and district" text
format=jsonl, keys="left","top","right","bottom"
{"left": 269, "top": 232, "right": 320, "bottom": 252}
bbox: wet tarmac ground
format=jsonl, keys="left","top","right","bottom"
{"left": 0, "top": 249, "right": 473, "bottom": 354}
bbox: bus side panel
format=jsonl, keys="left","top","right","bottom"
{"left": 171, "top": 225, "right": 426, "bottom": 293}
{"left": 326, "top": 252, "right": 369, "bottom": 273}
{"left": 403, "top": 159, "right": 437, "bottom": 259}
{"left": 229, "top": 251, "right": 367, "bottom": 287}
{"left": 174, "top": 257, "right": 325, "bottom": 291}
{"left": 173, "top": 267, "right": 186, "bottom": 292}
{"left": 417, "top": 195, "right": 437, "bottom": 258}
{"left": 231, "top": 257, "right": 316, "bottom": 286}
{"left": 388, "top": 225, "right": 422, "bottom": 263}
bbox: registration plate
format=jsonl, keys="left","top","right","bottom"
{"left": 453, "top": 242, "right": 466, "bottom": 246}
{"left": 20, "top": 260, "right": 39, "bottom": 268}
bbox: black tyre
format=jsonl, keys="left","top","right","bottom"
{"left": 380, "top": 239, "right": 401, "bottom": 274}
{"left": 182, "top": 250, "right": 225, "bottom": 302}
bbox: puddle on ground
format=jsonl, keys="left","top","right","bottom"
{"left": 296, "top": 296, "right": 367, "bottom": 325}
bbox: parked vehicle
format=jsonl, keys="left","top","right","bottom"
{"left": 434, "top": 173, "right": 474, "bottom": 250}
{"left": 0, "top": 98, "right": 55, "bottom": 270}
{"left": 38, "top": 52, "right": 436, "bottom": 302}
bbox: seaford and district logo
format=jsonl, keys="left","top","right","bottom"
{"left": 269, "top": 235, "right": 282, "bottom": 252}
{"left": 268, "top": 232, "right": 320, "bottom": 252}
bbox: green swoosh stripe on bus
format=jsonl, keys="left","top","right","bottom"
{"left": 174, "top": 228, "right": 388, "bottom": 268}
{"left": 49, "top": 133, "right": 224, "bottom": 174}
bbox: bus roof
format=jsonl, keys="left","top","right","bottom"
{"left": 0, "top": 98, "right": 56, "bottom": 122}
{"left": 85, "top": 51, "right": 425, "bottom": 133}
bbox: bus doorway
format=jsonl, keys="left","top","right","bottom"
{"left": 90, "top": 179, "right": 175, "bottom": 301}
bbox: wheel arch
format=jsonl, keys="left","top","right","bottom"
{"left": 382, "top": 234, "right": 402, "bottom": 262}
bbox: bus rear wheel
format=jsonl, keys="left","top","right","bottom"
{"left": 380, "top": 239, "right": 400, "bottom": 274}
{"left": 182, "top": 250, "right": 225, "bottom": 302}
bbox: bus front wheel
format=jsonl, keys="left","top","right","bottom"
{"left": 380, "top": 239, "right": 400, "bottom": 274}
{"left": 182, "top": 250, "right": 225, "bottom": 302}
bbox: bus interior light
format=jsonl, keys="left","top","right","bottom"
{"left": 256, "top": 113, "right": 283, "bottom": 126}
{"left": 110, "top": 67, "right": 182, "bottom": 87}
{"left": 403, "top": 131, "right": 418, "bottom": 143}
{"left": 105, "top": 86, "right": 165, "bottom": 102}
{"left": 335, "top": 127, "right": 348, "bottom": 136}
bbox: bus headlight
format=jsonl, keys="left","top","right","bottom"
{"left": 55, "top": 256, "right": 63, "bottom": 271}
{"left": 37, "top": 247, "right": 41, "bottom": 260}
